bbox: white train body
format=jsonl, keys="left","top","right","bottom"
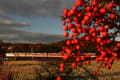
{"left": 6, "top": 53, "right": 96, "bottom": 58}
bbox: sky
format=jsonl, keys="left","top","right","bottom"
{"left": 0, "top": 0, "right": 75, "bottom": 43}
{"left": 0, "top": 0, "right": 119, "bottom": 43}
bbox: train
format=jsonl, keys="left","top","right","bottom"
{"left": 6, "top": 53, "right": 96, "bottom": 58}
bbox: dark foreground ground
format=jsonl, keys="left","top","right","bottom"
{"left": 0, "top": 59, "right": 120, "bottom": 80}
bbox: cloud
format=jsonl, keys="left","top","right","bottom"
{"left": 0, "top": 0, "right": 119, "bottom": 43}
{"left": 0, "top": 20, "right": 31, "bottom": 27}
{"left": 0, "top": 10, "right": 65, "bottom": 44}
{"left": 0, "top": 13, "right": 31, "bottom": 27}
{"left": 0, "top": 29, "right": 65, "bottom": 43}
{"left": 0, "top": 0, "right": 70, "bottom": 43}
{"left": 0, "top": 14, "right": 65, "bottom": 43}
{"left": 0, "top": 0, "right": 74, "bottom": 17}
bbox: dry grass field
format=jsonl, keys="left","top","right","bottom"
{"left": 0, "top": 60, "right": 120, "bottom": 80}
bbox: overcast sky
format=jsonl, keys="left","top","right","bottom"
{"left": 0, "top": 0, "right": 75, "bottom": 43}
{"left": 0, "top": 0, "right": 119, "bottom": 43}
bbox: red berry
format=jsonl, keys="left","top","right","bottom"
{"left": 64, "top": 9, "right": 69, "bottom": 15}
{"left": 63, "top": 55, "right": 69, "bottom": 61}
{"left": 70, "top": 34, "right": 74, "bottom": 39}
{"left": 96, "top": 37, "right": 102, "bottom": 43}
{"left": 72, "top": 6, "right": 77, "bottom": 11}
{"left": 116, "top": 57, "right": 119, "bottom": 61}
{"left": 113, "top": 3, "right": 117, "bottom": 7}
{"left": 74, "top": 39, "right": 79, "bottom": 44}
{"left": 96, "top": 58, "right": 99, "bottom": 62}
{"left": 77, "top": 13, "right": 82, "bottom": 17}
{"left": 104, "top": 57, "right": 109, "bottom": 62}
{"left": 113, "top": 53, "right": 118, "bottom": 57}
{"left": 81, "top": 56, "right": 85, "bottom": 61}
{"left": 102, "top": 32, "right": 108, "bottom": 37}
{"left": 99, "top": 24, "right": 104, "bottom": 32}
{"left": 91, "top": 32, "right": 97, "bottom": 37}
{"left": 75, "top": 0, "right": 83, "bottom": 6}
{"left": 100, "top": 8, "right": 106, "bottom": 14}
{"left": 68, "top": 10, "right": 75, "bottom": 16}
{"left": 86, "top": 60, "right": 90, "bottom": 64}
{"left": 66, "top": 40, "right": 71, "bottom": 45}
{"left": 86, "top": 6, "right": 92, "bottom": 12}
{"left": 77, "top": 51, "right": 81, "bottom": 56}
{"left": 56, "top": 76, "right": 62, "bottom": 80}
{"left": 94, "top": 7, "right": 98, "bottom": 12}
{"left": 76, "top": 45, "right": 81, "bottom": 50}
{"left": 87, "top": 12, "right": 92, "bottom": 17}
{"left": 110, "top": 14, "right": 116, "bottom": 19}
{"left": 62, "top": 21, "right": 66, "bottom": 25}
{"left": 81, "top": 20, "right": 86, "bottom": 25}
{"left": 90, "top": 27, "right": 96, "bottom": 32}
{"left": 64, "top": 32, "right": 69, "bottom": 37}
{"left": 78, "top": 28, "right": 82, "bottom": 34}
{"left": 76, "top": 57, "right": 80, "bottom": 62}
{"left": 60, "top": 67, "right": 64, "bottom": 72}
{"left": 101, "top": 51, "right": 107, "bottom": 57}
{"left": 67, "top": 18, "right": 72, "bottom": 23}
{"left": 93, "top": 72, "right": 97, "bottom": 75}
{"left": 60, "top": 63, "right": 64, "bottom": 67}
{"left": 117, "top": 43, "right": 120, "bottom": 47}
{"left": 66, "top": 49, "right": 72, "bottom": 55}
{"left": 85, "top": 36, "right": 90, "bottom": 41}
{"left": 68, "top": 23, "right": 74, "bottom": 28}
{"left": 92, "top": 0, "right": 97, "bottom": 6}
{"left": 109, "top": 59, "right": 114, "bottom": 64}
{"left": 96, "top": 72, "right": 99, "bottom": 76}
{"left": 84, "top": 16, "right": 90, "bottom": 21}
{"left": 72, "top": 28, "right": 77, "bottom": 33}
{"left": 72, "top": 62, "right": 77, "bottom": 68}
{"left": 99, "top": 56, "right": 104, "bottom": 61}
{"left": 76, "top": 24, "right": 81, "bottom": 28}
{"left": 108, "top": 3, "right": 113, "bottom": 8}
{"left": 106, "top": 65, "right": 111, "bottom": 69}
{"left": 98, "top": 4, "right": 102, "bottom": 8}
{"left": 78, "top": 62, "right": 82, "bottom": 67}
{"left": 64, "top": 26, "right": 68, "bottom": 31}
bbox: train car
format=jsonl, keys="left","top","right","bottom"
{"left": 5, "top": 53, "right": 96, "bottom": 60}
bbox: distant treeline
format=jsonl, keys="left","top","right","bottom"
{"left": 0, "top": 40, "right": 118, "bottom": 54}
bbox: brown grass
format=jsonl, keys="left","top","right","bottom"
{"left": 1, "top": 60, "right": 120, "bottom": 80}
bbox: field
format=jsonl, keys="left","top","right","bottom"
{"left": 0, "top": 60, "right": 120, "bottom": 80}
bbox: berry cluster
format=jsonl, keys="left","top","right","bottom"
{"left": 57, "top": 0, "right": 120, "bottom": 80}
